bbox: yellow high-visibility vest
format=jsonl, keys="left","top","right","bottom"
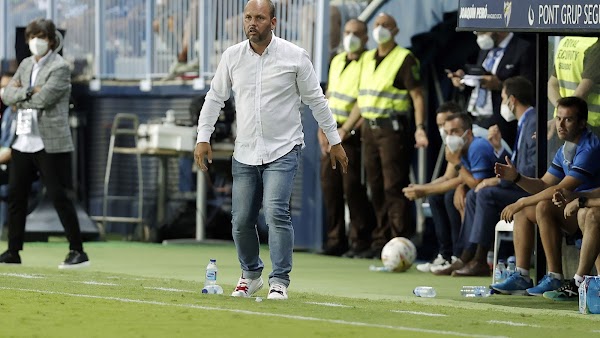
{"left": 555, "top": 36, "right": 600, "bottom": 126}
{"left": 357, "top": 46, "right": 414, "bottom": 120}
{"left": 327, "top": 52, "right": 364, "bottom": 124}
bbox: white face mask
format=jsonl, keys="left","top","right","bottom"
{"left": 500, "top": 100, "right": 516, "bottom": 122}
{"left": 343, "top": 33, "right": 361, "bottom": 53}
{"left": 476, "top": 34, "right": 494, "bottom": 50}
{"left": 372, "top": 26, "right": 392, "bottom": 45}
{"left": 29, "top": 37, "right": 49, "bottom": 56}
{"left": 445, "top": 130, "right": 468, "bottom": 153}
{"left": 438, "top": 127, "right": 447, "bottom": 142}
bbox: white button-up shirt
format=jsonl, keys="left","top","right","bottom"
{"left": 197, "top": 35, "right": 340, "bottom": 165}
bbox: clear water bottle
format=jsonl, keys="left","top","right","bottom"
{"left": 205, "top": 259, "right": 218, "bottom": 286}
{"left": 460, "top": 286, "right": 491, "bottom": 297}
{"left": 506, "top": 256, "right": 516, "bottom": 277}
{"left": 413, "top": 286, "right": 436, "bottom": 298}
{"left": 494, "top": 259, "right": 506, "bottom": 283}
{"left": 202, "top": 284, "right": 224, "bottom": 294}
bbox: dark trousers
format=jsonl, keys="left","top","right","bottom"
{"left": 7, "top": 149, "right": 82, "bottom": 252}
{"left": 362, "top": 122, "right": 413, "bottom": 250}
{"left": 428, "top": 189, "right": 462, "bottom": 258}
{"left": 321, "top": 129, "right": 375, "bottom": 251}
{"left": 462, "top": 184, "right": 528, "bottom": 249}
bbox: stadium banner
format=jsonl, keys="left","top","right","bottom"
{"left": 458, "top": 0, "right": 600, "bottom": 32}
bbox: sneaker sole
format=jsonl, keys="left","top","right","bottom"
{"left": 267, "top": 294, "right": 288, "bottom": 300}
{"left": 231, "top": 278, "right": 264, "bottom": 297}
{"left": 491, "top": 288, "right": 529, "bottom": 296}
{"left": 58, "top": 261, "right": 90, "bottom": 270}
{"left": 542, "top": 293, "right": 578, "bottom": 301}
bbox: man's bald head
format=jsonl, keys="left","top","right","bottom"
{"left": 246, "top": 0, "right": 276, "bottom": 19}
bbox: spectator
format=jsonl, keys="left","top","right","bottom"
{"left": 447, "top": 31, "right": 534, "bottom": 147}
{"left": 452, "top": 76, "right": 537, "bottom": 277}
{"left": 0, "top": 72, "right": 17, "bottom": 185}
{"left": 319, "top": 19, "right": 375, "bottom": 257}
{"left": 491, "top": 97, "right": 600, "bottom": 296}
{"left": 194, "top": 0, "right": 347, "bottom": 300}
{"left": 0, "top": 18, "right": 90, "bottom": 268}
{"left": 354, "top": 13, "right": 428, "bottom": 259}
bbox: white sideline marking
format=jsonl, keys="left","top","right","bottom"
{"left": 0, "top": 287, "right": 505, "bottom": 338}
{"left": 305, "top": 302, "right": 351, "bottom": 308}
{"left": 391, "top": 310, "right": 447, "bottom": 317}
{"left": 487, "top": 320, "right": 540, "bottom": 328}
{"left": 144, "top": 287, "right": 196, "bottom": 293}
{"left": 78, "top": 281, "right": 118, "bottom": 286}
{"left": 0, "top": 273, "right": 44, "bottom": 279}
{"left": 106, "top": 276, "right": 148, "bottom": 281}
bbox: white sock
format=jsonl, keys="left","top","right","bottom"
{"left": 574, "top": 274, "right": 584, "bottom": 287}
{"left": 517, "top": 267, "right": 531, "bottom": 281}
{"left": 548, "top": 272, "right": 563, "bottom": 281}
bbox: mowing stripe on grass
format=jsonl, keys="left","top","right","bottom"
{"left": 0, "top": 287, "right": 505, "bottom": 338}
{"left": 391, "top": 310, "right": 447, "bottom": 317}
{"left": 487, "top": 320, "right": 540, "bottom": 328}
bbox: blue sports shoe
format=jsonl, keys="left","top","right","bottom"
{"left": 490, "top": 272, "right": 533, "bottom": 295}
{"left": 525, "top": 274, "right": 562, "bottom": 296}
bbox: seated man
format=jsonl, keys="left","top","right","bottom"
{"left": 403, "top": 112, "right": 497, "bottom": 272}
{"left": 492, "top": 96, "right": 600, "bottom": 295}
{"left": 453, "top": 76, "right": 537, "bottom": 276}
{"left": 539, "top": 187, "right": 600, "bottom": 301}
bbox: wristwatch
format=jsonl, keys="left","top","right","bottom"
{"left": 454, "top": 163, "right": 462, "bottom": 172}
{"left": 26, "top": 86, "right": 34, "bottom": 100}
{"left": 579, "top": 197, "right": 588, "bottom": 208}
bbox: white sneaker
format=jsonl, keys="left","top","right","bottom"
{"left": 416, "top": 254, "right": 446, "bottom": 272}
{"left": 267, "top": 282, "right": 288, "bottom": 300}
{"left": 231, "top": 276, "right": 263, "bottom": 297}
{"left": 429, "top": 256, "right": 458, "bottom": 273}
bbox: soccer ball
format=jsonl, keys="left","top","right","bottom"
{"left": 381, "top": 237, "right": 417, "bottom": 272}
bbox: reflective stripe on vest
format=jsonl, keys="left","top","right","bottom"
{"left": 555, "top": 36, "right": 600, "bottom": 126}
{"left": 357, "top": 46, "right": 413, "bottom": 120}
{"left": 327, "top": 52, "right": 363, "bottom": 124}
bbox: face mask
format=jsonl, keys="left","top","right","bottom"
{"left": 29, "top": 37, "right": 49, "bottom": 56}
{"left": 372, "top": 26, "right": 392, "bottom": 45}
{"left": 500, "top": 100, "right": 516, "bottom": 122}
{"left": 476, "top": 34, "right": 494, "bottom": 50}
{"left": 445, "top": 130, "right": 468, "bottom": 153}
{"left": 343, "top": 33, "right": 361, "bottom": 53}
{"left": 562, "top": 141, "right": 578, "bottom": 165}
{"left": 438, "top": 127, "right": 447, "bottom": 142}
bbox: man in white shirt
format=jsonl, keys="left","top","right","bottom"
{"left": 194, "top": 0, "right": 348, "bottom": 300}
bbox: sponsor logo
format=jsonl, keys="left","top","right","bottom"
{"left": 528, "top": 6, "right": 535, "bottom": 26}
{"left": 504, "top": 1, "right": 512, "bottom": 27}
{"left": 459, "top": 5, "right": 502, "bottom": 20}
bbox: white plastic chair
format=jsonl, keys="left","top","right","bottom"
{"left": 492, "top": 219, "right": 537, "bottom": 284}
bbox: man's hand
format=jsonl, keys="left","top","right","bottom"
{"left": 487, "top": 125, "right": 503, "bottom": 152}
{"left": 402, "top": 184, "right": 426, "bottom": 201}
{"left": 547, "top": 118, "right": 556, "bottom": 140}
{"left": 12, "top": 79, "right": 22, "bottom": 88}
{"left": 552, "top": 188, "right": 576, "bottom": 208}
{"left": 453, "top": 185, "right": 467, "bottom": 212}
{"left": 194, "top": 142, "right": 212, "bottom": 172}
{"left": 32, "top": 86, "right": 41, "bottom": 94}
{"left": 329, "top": 143, "right": 348, "bottom": 174}
{"left": 500, "top": 198, "right": 524, "bottom": 222}
{"left": 447, "top": 69, "right": 465, "bottom": 89}
{"left": 414, "top": 128, "right": 428, "bottom": 148}
{"left": 317, "top": 129, "right": 330, "bottom": 156}
{"left": 475, "top": 177, "right": 500, "bottom": 192}
{"left": 495, "top": 156, "right": 518, "bottom": 181}
{"left": 480, "top": 74, "right": 502, "bottom": 91}
{"left": 564, "top": 199, "right": 580, "bottom": 218}
{"left": 445, "top": 146, "right": 461, "bottom": 166}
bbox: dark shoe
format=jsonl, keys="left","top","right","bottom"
{"left": 543, "top": 279, "right": 578, "bottom": 301}
{"left": 341, "top": 248, "right": 364, "bottom": 258}
{"left": 432, "top": 259, "right": 464, "bottom": 276}
{"left": 355, "top": 247, "right": 382, "bottom": 259}
{"left": 451, "top": 260, "right": 491, "bottom": 277}
{"left": 58, "top": 250, "right": 90, "bottom": 269}
{"left": 0, "top": 250, "right": 21, "bottom": 264}
{"left": 321, "top": 246, "right": 348, "bottom": 257}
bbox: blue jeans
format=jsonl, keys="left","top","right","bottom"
{"left": 231, "top": 145, "right": 300, "bottom": 287}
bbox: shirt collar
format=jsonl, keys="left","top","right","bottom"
{"left": 246, "top": 32, "right": 277, "bottom": 55}
{"left": 518, "top": 106, "right": 534, "bottom": 126}
{"left": 35, "top": 50, "right": 53, "bottom": 67}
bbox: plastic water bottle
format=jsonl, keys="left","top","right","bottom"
{"left": 201, "top": 284, "right": 224, "bottom": 294}
{"left": 413, "top": 286, "right": 436, "bottom": 298}
{"left": 494, "top": 260, "right": 506, "bottom": 283}
{"left": 460, "top": 286, "right": 491, "bottom": 297}
{"left": 205, "top": 259, "right": 218, "bottom": 286}
{"left": 506, "top": 256, "right": 516, "bottom": 277}
{"left": 369, "top": 265, "right": 390, "bottom": 272}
